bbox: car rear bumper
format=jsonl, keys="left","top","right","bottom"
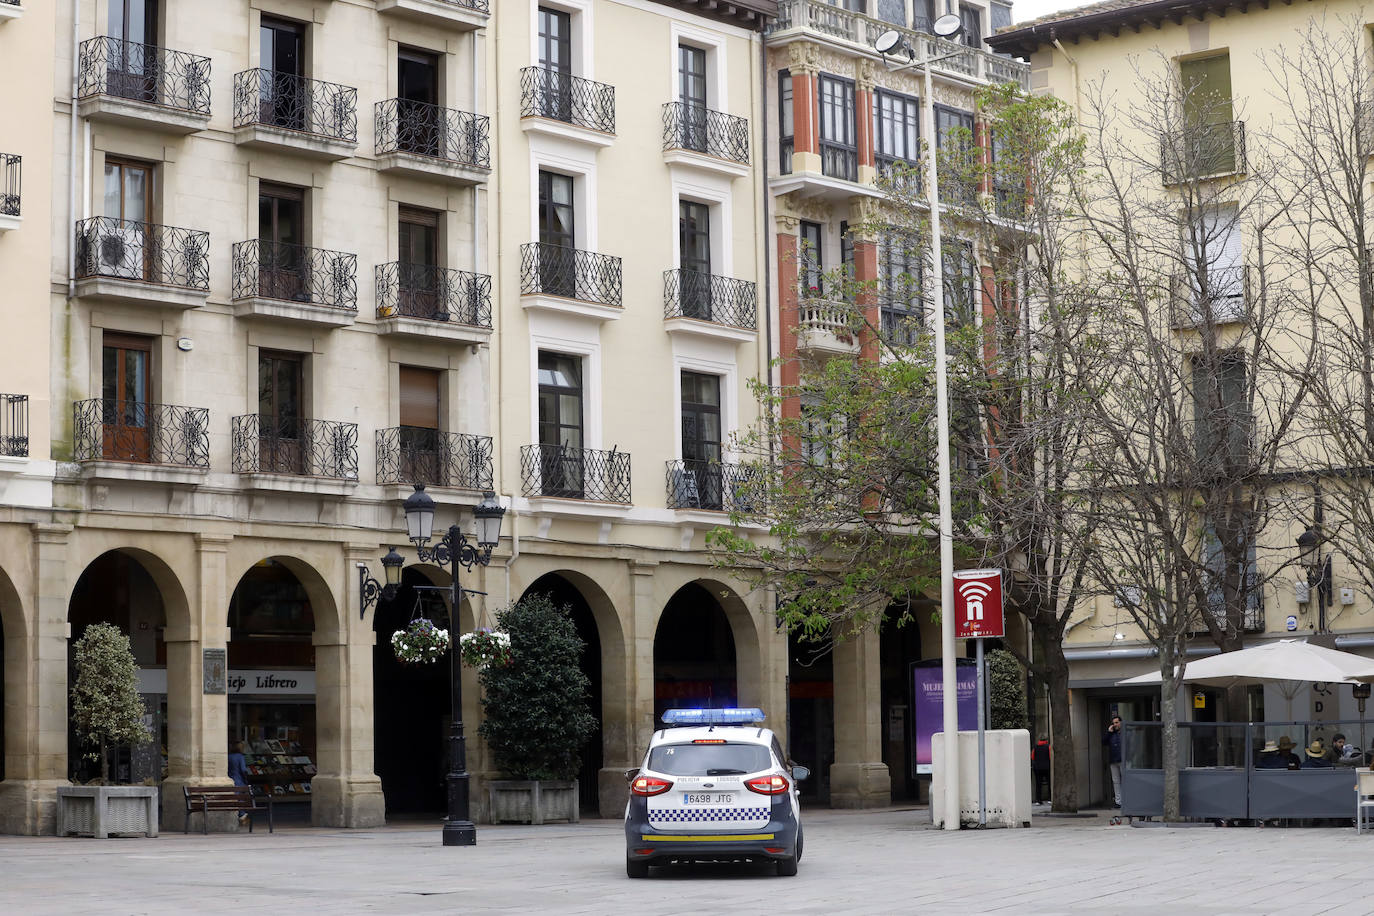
{"left": 624, "top": 798, "right": 799, "bottom": 864}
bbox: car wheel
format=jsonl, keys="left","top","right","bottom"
{"left": 626, "top": 858, "right": 650, "bottom": 879}
{"left": 795, "top": 826, "right": 804, "bottom": 863}
{"left": 776, "top": 855, "right": 799, "bottom": 877}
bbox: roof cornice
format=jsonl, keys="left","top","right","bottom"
{"left": 646, "top": 0, "right": 778, "bottom": 31}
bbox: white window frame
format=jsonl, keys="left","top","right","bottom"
{"left": 529, "top": 323, "right": 603, "bottom": 452}
{"left": 671, "top": 174, "right": 733, "bottom": 278}
{"left": 530, "top": 0, "right": 593, "bottom": 78}
{"left": 669, "top": 22, "right": 726, "bottom": 111}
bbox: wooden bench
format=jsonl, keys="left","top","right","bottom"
{"left": 183, "top": 785, "right": 273, "bottom": 834}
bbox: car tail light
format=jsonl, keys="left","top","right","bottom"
{"left": 745, "top": 774, "right": 790, "bottom": 795}
{"left": 692, "top": 738, "right": 726, "bottom": 744}
{"left": 631, "top": 775, "right": 673, "bottom": 797}
{"left": 765, "top": 847, "right": 785, "bottom": 854}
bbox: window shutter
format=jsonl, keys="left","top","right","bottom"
{"left": 399, "top": 366, "right": 441, "bottom": 429}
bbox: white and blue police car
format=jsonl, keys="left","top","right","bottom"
{"left": 623, "top": 708, "right": 808, "bottom": 879}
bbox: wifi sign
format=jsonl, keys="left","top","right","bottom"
{"left": 952, "top": 569, "right": 1004, "bottom": 639}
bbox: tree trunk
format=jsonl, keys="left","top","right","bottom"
{"left": 1160, "top": 665, "right": 1181, "bottom": 822}
{"left": 100, "top": 738, "right": 110, "bottom": 785}
{"left": 1042, "top": 640, "right": 1079, "bottom": 813}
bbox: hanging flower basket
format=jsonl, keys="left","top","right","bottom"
{"left": 460, "top": 628, "right": 513, "bottom": 670}
{"left": 391, "top": 618, "right": 450, "bottom": 666}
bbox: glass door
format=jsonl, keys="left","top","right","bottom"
{"left": 258, "top": 351, "right": 304, "bottom": 474}
{"left": 399, "top": 366, "right": 442, "bottom": 485}
{"left": 398, "top": 207, "right": 441, "bottom": 319}
{"left": 397, "top": 48, "right": 440, "bottom": 158}
{"left": 108, "top": 0, "right": 159, "bottom": 102}
{"left": 681, "top": 372, "right": 722, "bottom": 509}
{"left": 678, "top": 44, "right": 707, "bottom": 152}
{"left": 679, "top": 200, "right": 712, "bottom": 319}
{"left": 260, "top": 18, "right": 305, "bottom": 130}
{"left": 538, "top": 170, "right": 576, "bottom": 297}
{"left": 102, "top": 158, "right": 152, "bottom": 281}
{"left": 258, "top": 183, "right": 305, "bottom": 301}
{"left": 101, "top": 334, "right": 152, "bottom": 462}
{"left": 537, "top": 353, "right": 584, "bottom": 498}
{"left": 537, "top": 6, "right": 572, "bottom": 121}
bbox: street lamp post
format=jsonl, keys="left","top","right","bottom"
{"left": 360, "top": 484, "right": 506, "bottom": 846}
{"left": 874, "top": 14, "right": 967, "bottom": 831}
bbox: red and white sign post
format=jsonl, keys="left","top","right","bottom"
{"left": 953, "top": 569, "right": 1005, "bottom": 827}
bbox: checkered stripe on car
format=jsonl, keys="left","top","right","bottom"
{"left": 648, "top": 807, "right": 769, "bottom": 824}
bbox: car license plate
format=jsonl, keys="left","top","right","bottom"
{"left": 683, "top": 792, "right": 734, "bottom": 805}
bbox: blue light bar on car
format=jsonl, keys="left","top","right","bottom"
{"left": 661, "top": 708, "right": 766, "bottom": 726}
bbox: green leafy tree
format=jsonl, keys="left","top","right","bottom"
{"left": 987, "top": 649, "right": 1029, "bottom": 731}
{"left": 479, "top": 595, "right": 597, "bottom": 781}
{"left": 70, "top": 622, "right": 151, "bottom": 784}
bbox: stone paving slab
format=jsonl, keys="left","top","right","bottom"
{"left": 2, "top": 807, "right": 1369, "bottom": 915}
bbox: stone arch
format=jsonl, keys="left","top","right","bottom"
{"left": 227, "top": 554, "right": 340, "bottom": 639}
{"left": 66, "top": 545, "right": 192, "bottom": 636}
{"left": 0, "top": 565, "right": 24, "bottom": 785}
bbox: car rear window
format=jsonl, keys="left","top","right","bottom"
{"left": 646, "top": 742, "right": 773, "bottom": 776}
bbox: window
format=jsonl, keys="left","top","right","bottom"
{"left": 959, "top": 4, "right": 982, "bottom": 48}
{"left": 943, "top": 242, "right": 978, "bottom": 328}
{"left": 260, "top": 17, "right": 305, "bottom": 130}
{"left": 800, "top": 390, "right": 841, "bottom": 467}
{"left": 100, "top": 158, "right": 154, "bottom": 281}
{"left": 258, "top": 350, "right": 305, "bottom": 474}
{"left": 537, "top": 352, "right": 584, "bottom": 497}
{"left": 107, "top": 0, "right": 159, "bottom": 102}
{"left": 397, "top": 47, "right": 440, "bottom": 157}
{"left": 818, "top": 74, "right": 857, "bottom": 181}
{"left": 1192, "top": 351, "right": 1249, "bottom": 470}
{"left": 1202, "top": 525, "right": 1262, "bottom": 633}
{"left": 874, "top": 89, "right": 920, "bottom": 175}
{"left": 399, "top": 365, "right": 443, "bottom": 483}
{"left": 880, "top": 230, "right": 924, "bottom": 346}
{"left": 101, "top": 332, "right": 153, "bottom": 462}
{"left": 679, "top": 44, "right": 708, "bottom": 153}
{"left": 680, "top": 371, "right": 723, "bottom": 509}
{"left": 258, "top": 182, "right": 305, "bottom": 301}
{"left": 537, "top": 169, "right": 576, "bottom": 296}
{"left": 799, "top": 221, "right": 823, "bottom": 296}
{"left": 1185, "top": 206, "right": 1244, "bottom": 321}
{"left": 679, "top": 200, "right": 712, "bottom": 319}
{"left": 398, "top": 206, "right": 441, "bottom": 319}
{"left": 1178, "top": 54, "right": 1236, "bottom": 175}
{"left": 778, "top": 70, "right": 794, "bottom": 175}
{"left": 874, "top": 0, "right": 907, "bottom": 26}
{"left": 839, "top": 220, "right": 853, "bottom": 278}
{"left": 536, "top": 6, "right": 572, "bottom": 121}
{"left": 935, "top": 106, "right": 976, "bottom": 204}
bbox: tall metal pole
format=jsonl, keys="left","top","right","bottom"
{"left": 976, "top": 636, "right": 986, "bottom": 826}
{"left": 921, "top": 51, "right": 960, "bottom": 831}
{"left": 443, "top": 523, "right": 476, "bottom": 846}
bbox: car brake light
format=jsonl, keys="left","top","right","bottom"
{"left": 745, "top": 774, "right": 790, "bottom": 795}
{"left": 631, "top": 775, "right": 673, "bottom": 797}
{"left": 692, "top": 738, "right": 726, "bottom": 744}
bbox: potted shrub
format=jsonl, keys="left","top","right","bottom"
{"left": 58, "top": 622, "right": 158, "bottom": 838}
{"left": 479, "top": 595, "right": 596, "bottom": 825}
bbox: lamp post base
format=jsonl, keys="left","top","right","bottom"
{"left": 442, "top": 819, "right": 477, "bottom": 846}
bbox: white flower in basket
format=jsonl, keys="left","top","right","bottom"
{"left": 391, "top": 618, "right": 451, "bottom": 665}
{"left": 459, "top": 628, "right": 513, "bottom": 670}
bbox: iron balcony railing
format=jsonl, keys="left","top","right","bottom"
{"left": 232, "top": 415, "right": 358, "bottom": 479}
{"left": 375, "top": 99, "right": 491, "bottom": 170}
{"left": 232, "top": 239, "right": 358, "bottom": 310}
{"left": 376, "top": 262, "right": 492, "bottom": 328}
{"left": 74, "top": 217, "right": 210, "bottom": 290}
{"left": 519, "top": 66, "right": 615, "bottom": 135}
{"left": 520, "top": 444, "right": 631, "bottom": 503}
{"left": 78, "top": 36, "right": 211, "bottom": 116}
{"left": 820, "top": 140, "right": 858, "bottom": 181}
{"left": 663, "top": 269, "right": 757, "bottom": 330}
{"left": 73, "top": 398, "right": 210, "bottom": 467}
{"left": 665, "top": 459, "right": 763, "bottom": 513}
{"left": 1, "top": 153, "right": 18, "bottom": 217}
{"left": 376, "top": 427, "right": 494, "bottom": 489}
{"left": 1161, "top": 120, "right": 1247, "bottom": 184}
{"left": 767, "top": 0, "right": 1030, "bottom": 91}
{"left": 519, "top": 242, "right": 622, "bottom": 307}
{"left": 880, "top": 304, "right": 923, "bottom": 348}
{"left": 233, "top": 68, "right": 358, "bottom": 143}
{"left": 1171, "top": 265, "right": 1251, "bottom": 327}
{"left": 0, "top": 394, "right": 28, "bottom": 458}
{"left": 662, "top": 101, "right": 750, "bottom": 164}
{"left": 437, "top": 0, "right": 488, "bottom": 10}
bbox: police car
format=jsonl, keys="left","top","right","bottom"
{"left": 624, "top": 708, "right": 808, "bottom": 878}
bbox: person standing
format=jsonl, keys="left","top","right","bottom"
{"left": 1031, "top": 736, "right": 1052, "bottom": 805}
{"left": 228, "top": 741, "right": 250, "bottom": 825}
{"left": 1103, "top": 715, "right": 1123, "bottom": 808}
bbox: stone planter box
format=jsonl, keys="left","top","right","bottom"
{"left": 487, "top": 779, "right": 578, "bottom": 825}
{"left": 57, "top": 785, "right": 159, "bottom": 838}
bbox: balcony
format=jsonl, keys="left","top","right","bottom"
{"left": 375, "top": 99, "right": 490, "bottom": 184}
{"left": 76, "top": 37, "right": 211, "bottom": 134}
{"left": 665, "top": 459, "right": 762, "bottom": 514}
{"left": 661, "top": 102, "right": 750, "bottom": 178}
{"left": 376, "top": 427, "right": 493, "bottom": 490}
{"left": 0, "top": 0, "right": 21, "bottom": 23}
{"left": 663, "top": 269, "right": 758, "bottom": 341}
{"left": 73, "top": 398, "right": 210, "bottom": 484}
{"left": 796, "top": 296, "right": 860, "bottom": 356}
{"left": 376, "top": 0, "right": 488, "bottom": 30}
{"left": 0, "top": 394, "right": 28, "bottom": 459}
{"left": 519, "top": 242, "right": 623, "bottom": 321}
{"left": 231, "top": 239, "right": 357, "bottom": 327}
{"left": 232, "top": 415, "right": 359, "bottom": 492}
{"left": 1171, "top": 266, "right": 1251, "bottom": 329}
{"left": 519, "top": 66, "right": 615, "bottom": 147}
{"left": 1161, "top": 120, "right": 1247, "bottom": 184}
{"left": 233, "top": 69, "right": 358, "bottom": 160}
{"left": 520, "top": 444, "right": 631, "bottom": 504}
{"left": 375, "top": 262, "right": 492, "bottom": 344}
{"left": 74, "top": 217, "right": 210, "bottom": 309}
{"left": 0, "top": 153, "right": 18, "bottom": 232}
{"left": 766, "top": 0, "right": 1030, "bottom": 91}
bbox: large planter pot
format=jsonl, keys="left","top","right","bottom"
{"left": 57, "top": 785, "right": 159, "bottom": 838}
{"left": 487, "top": 779, "right": 578, "bottom": 825}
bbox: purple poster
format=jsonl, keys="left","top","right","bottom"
{"left": 911, "top": 663, "right": 977, "bottom": 775}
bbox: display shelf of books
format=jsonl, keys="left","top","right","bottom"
{"left": 244, "top": 739, "right": 316, "bottom": 802}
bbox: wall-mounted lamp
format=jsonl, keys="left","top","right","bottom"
{"left": 358, "top": 546, "right": 404, "bottom": 619}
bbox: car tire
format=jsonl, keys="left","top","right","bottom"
{"left": 795, "top": 826, "right": 804, "bottom": 863}
{"left": 776, "top": 855, "right": 799, "bottom": 877}
{"left": 626, "top": 859, "right": 650, "bottom": 879}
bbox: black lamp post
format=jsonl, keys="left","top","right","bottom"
{"left": 1297, "top": 525, "right": 1332, "bottom": 631}
{"left": 359, "top": 483, "right": 505, "bottom": 846}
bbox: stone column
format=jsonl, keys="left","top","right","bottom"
{"left": 848, "top": 196, "right": 883, "bottom": 363}
{"left": 830, "top": 627, "right": 891, "bottom": 808}
{"left": 594, "top": 561, "right": 643, "bottom": 819}
{"left": 0, "top": 524, "right": 71, "bottom": 835}
{"left": 855, "top": 59, "right": 877, "bottom": 185}
{"left": 787, "top": 42, "right": 822, "bottom": 174}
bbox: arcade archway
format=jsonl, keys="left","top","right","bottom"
{"left": 654, "top": 582, "right": 738, "bottom": 719}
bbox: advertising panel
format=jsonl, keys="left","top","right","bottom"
{"left": 910, "top": 661, "right": 977, "bottom": 775}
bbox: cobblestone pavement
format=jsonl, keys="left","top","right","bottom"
{"left": 4, "top": 807, "right": 1368, "bottom": 915}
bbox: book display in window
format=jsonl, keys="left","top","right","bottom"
{"left": 244, "top": 738, "right": 315, "bottom": 801}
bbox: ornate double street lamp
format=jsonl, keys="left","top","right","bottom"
{"left": 360, "top": 484, "right": 506, "bottom": 846}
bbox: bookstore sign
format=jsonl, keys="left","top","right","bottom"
{"left": 229, "top": 669, "right": 315, "bottom": 696}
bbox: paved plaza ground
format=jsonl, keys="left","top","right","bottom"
{"left": 3, "top": 806, "right": 1368, "bottom": 914}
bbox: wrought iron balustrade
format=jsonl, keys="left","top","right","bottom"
{"left": 662, "top": 102, "right": 749, "bottom": 164}
{"left": 519, "top": 66, "right": 615, "bottom": 134}
{"left": 663, "top": 269, "right": 757, "bottom": 330}
{"left": 1161, "top": 120, "right": 1247, "bottom": 184}
{"left": 1171, "top": 265, "right": 1251, "bottom": 327}
{"left": 376, "top": 427, "right": 493, "bottom": 489}
{"left": 233, "top": 68, "right": 358, "bottom": 143}
{"left": 232, "top": 239, "right": 357, "bottom": 309}
{"left": 520, "top": 444, "right": 631, "bottom": 503}
{"left": 519, "top": 242, "right": 622, "bottom": 307}
{"left": 437, "top": 0, "right": 488, "bottom": 9}
{"left": 232, "top": 414, "right": 358, "bottom": 479}
{"left": 0, "top": 1, "right": 20, "bottom": 5}
{"left": 73, "top": 398, "right": 209, "bottom": 467}
{"left": 820, "top": 140, "right": 858, "bottom": 181}
{"left": 375, "top": 99, "right": 490, "bottom": 169}
{"left": 376, "top": 262, "right": 492, "bottom": 327}
{"left": 0, "top": 394, "right": 28, "bottom": 457}
{"left": 74, "top": 217, "right": 210, "bottom": 290}
{"left": 1, "top": 153, "right": 18, "bottom": 217}
{"left": 665, "top": 459, "right": 763, "bottom": 513}
{"left": 78, "top": 36, "right": 211, "bottom": 115}
{"left": 880, "top": 304, "right": 923, "bottom": 348}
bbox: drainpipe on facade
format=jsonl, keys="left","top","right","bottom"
{"left": 1051, "top": 37, "right": 1081, "bottom": 122}
{"left": 758, "top": 24, "right": 776, "bottom": 464}
{"left": 67, "top": 0, "right": 81, "bottom": 298}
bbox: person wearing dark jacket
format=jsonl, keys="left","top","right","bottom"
{"left": 1103, "top": 716, "right": 1123, "bottom": 807}
{"left": 1302, "top": 738, "right": 1334, "bottom": 769}
{"left": 1031, "top": 737, "right": 1052, "bottom": 804}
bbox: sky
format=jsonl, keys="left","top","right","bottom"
{"left": 1011, "top": 0, "right": 1096, "bottom": 25}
